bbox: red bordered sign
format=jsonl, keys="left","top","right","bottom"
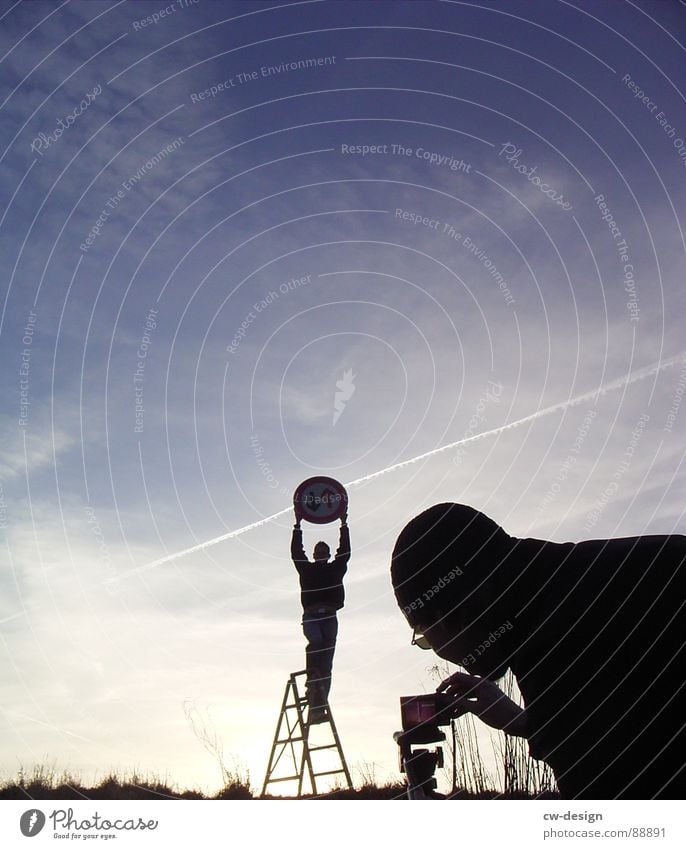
{"left": 293, "top": 477, "right": 348, "bottom": 524}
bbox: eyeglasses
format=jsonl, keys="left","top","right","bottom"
{"left": 411, "top": 626, "right": 432, "bottom": 650}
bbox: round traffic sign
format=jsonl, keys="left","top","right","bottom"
{"left": 293, "top": 477, "right": 348, "bottom": 524}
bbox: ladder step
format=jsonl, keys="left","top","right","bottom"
{"left": 275, "top": 736, "right": 305, "bottom": 744}
{"left": 264, "top": 774, "right": 303, "bottom": 784}
{"left": 308, "top": 744, "right": 337, "bottom": 751}
{"left": 311, "top": 769, "right": 347, "bottom": 778}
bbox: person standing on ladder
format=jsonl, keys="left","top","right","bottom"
{"left": 291, "top": 504, "right": 350, "bottom": 723}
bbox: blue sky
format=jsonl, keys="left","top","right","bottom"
{"left": 1, "top": 0, "right": 685, "bottom": 794}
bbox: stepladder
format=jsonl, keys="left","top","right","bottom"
{"left": 261, "top": 670, "right": 353, "bottom": 797}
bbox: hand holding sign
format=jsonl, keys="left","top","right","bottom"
{"left": 293, "top": 477, "right": 348, "bottom": 524}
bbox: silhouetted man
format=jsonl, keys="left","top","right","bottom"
{"left": 292, "top": 506, "right": 350, "bottom": 722}
{"left": 391, "top": 502, "right": 686, "bottom": 799}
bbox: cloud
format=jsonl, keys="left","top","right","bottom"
{"left": 0, "top": 415, "right": 75, "bottom": 481}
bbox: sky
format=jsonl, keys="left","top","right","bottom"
{"left": 0, "top": 0, "right": 685, "bottom": 797}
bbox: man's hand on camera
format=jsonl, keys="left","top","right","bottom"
{"left": 437, "top": 671, "right": 528, "bottom": 737}
{"left": 293, "top": 504, "right": 302, "bottom": 527}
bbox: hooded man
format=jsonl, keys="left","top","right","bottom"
{"left": 391, "top": 502, "right": 686, "bottom": 799}
{"left": 292, "top": 506, "right": 350, "bottom": 722}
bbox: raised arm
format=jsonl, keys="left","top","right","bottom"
{"left": 291, "top": 509, "right": 309, "bottom": 569}
{"left": 335, "top": 514, "right": 351, "bottom": 565}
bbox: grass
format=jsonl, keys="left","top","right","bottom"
{"left": 3, "top": 670, "right": 559, "bottom": 800}
{"left": 0, "top": 765, "right": 208, "bottom": 800}
{"left": 0, "top": 765, "right": 407, "bottom": 799}
{"left": 0, "top": 765, "right": 555, "bottom": 800}
{"left": 427, "top": 665, "right": 559, "bottom": 798}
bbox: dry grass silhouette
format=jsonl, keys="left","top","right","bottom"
{"left": 2, "top": 677, "right": 558, "bottom": 800}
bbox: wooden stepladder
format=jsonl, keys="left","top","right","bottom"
{"left": 261, "top": 670, "right": 352, "bottom": 797}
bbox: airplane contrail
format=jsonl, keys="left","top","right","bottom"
{"left": 347, "top": 349, "right": 685, "bottom": 486}
{"left": 0, "top": 612, "right": 24, "bottom": 626}
{"left": 107, "top": 350, "right": 685, "bottom": 584}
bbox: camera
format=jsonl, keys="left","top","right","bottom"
{"left": 400, "top": 693, "right": 454, "bottom": 729}
{"left": 394, "top": 693, "right": 456, "bottom": 799}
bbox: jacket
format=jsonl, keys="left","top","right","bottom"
{"left": 508, "top": 533, "right": 686, "bottom": 799}
{"left": 291, "top": 524, "right": 350, "bottom": 611}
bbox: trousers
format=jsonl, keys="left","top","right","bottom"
{"left": 302, "top": 610, "right": 338, "bottom": 707}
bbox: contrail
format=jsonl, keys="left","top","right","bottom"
{"left": 108, "top": 351, "right": 684, "bottom": 583}
{"left": 105, "top": 507, "right": 295, "bottom": 583}
{"left": 0, "top": 612, "right": 24, "bottom": 626}
{"left": 347, "top": 349, "right": 685, "bottom": 486}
